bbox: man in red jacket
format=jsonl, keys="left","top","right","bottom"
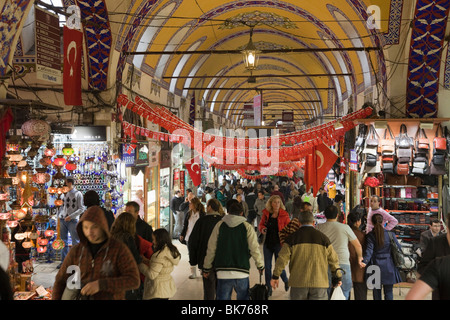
{"left": 52, "top": 206, "right": 140, "bottom": 300}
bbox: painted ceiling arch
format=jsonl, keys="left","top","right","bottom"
{"left": 113, "top": 0, "right": 386, "bottom": 123}
{"left": 6, "top": 0, "right": 449, "bottom": 122}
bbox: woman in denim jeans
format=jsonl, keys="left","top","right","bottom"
{"left": 259, "top": 195, "right": 290, "bottom": 295}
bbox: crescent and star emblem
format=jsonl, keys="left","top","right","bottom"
{"left": 190, "top": 162, "right": 200, "bottom": 174}
{"left": 67, "top": 41, "right": 77, "bottom": 76}
{"left": 316, "top": 150, "right": 324, "bottom": 169}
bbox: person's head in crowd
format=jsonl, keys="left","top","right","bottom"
{"left": 324, "top": 205, "right": 338, "bottom": 220}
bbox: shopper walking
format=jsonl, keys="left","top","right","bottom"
{"left": 58, "top": 176, "right": 85, "bottom": 268}
{"left": 110, "top": 212, "right": 143, "bottom": 300}
{"left": 138, "top": 228, "right": 181, "bottom": 300}
{"left": 180, "top": 196, "right": 205, "bottom": 279}
{"left": 125, "top": 201, "right": 153, "bottom": 243}
{"left": 203, "top": 202, "right": 264, "bottom": 300}
{"left": 417, "top": 213, "right": 450, "bottom": 300}
{"left": 188, "top": 198, "right": 223, "bottom": 300}
{"left": 347, "top": 210, "right": 367, "bottom": 300}
{"left": 362, "top": 213, "right": 402, "bottom": 300}
{"left": 271, "top": 210, "right": 343, "bottom": 300}
{"left": 52, "top": 206, "right": 140, "bottom": 300}
{"left": 259, "top": 195, "right": 290, "bottom": 295}
{"left": 316, "top": 205, "right": 364, "bottom": 300}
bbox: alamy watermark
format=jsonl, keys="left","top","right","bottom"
{"left": 171, "top": 120, "right": 281, "bottom": 174}
{"left": 366, "top": 5, "right": 381, "bottom": 30}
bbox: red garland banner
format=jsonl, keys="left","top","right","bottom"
{"left": 117, "top": 94, "right": 372, "bottom": 171}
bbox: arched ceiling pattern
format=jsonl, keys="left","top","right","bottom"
{"left": 114, "top": 0, "right": 390, "bottom": 125}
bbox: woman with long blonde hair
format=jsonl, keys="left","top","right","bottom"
{"left": 258, "top": 194, "right": 291, "bottom": 295}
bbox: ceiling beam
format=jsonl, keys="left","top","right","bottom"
{"left": 163, "top": 73, "right": 351, "bottom": 79}
{"left": 214, "top": 100, "right": 321, "bottom": 104}
{"left": 125, "top": 47, "right": 381, "bottom": 56}
{"left": 185, "top": 87, "right": 333, "bottom": 91}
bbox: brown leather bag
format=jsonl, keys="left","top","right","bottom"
{"left": 396, "top": 163, "right": 409, "bottom": 175}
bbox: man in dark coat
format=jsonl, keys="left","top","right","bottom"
{"left": 125, "top": 201, "right": 153, "bottom": 243}
{"left": 417, "top": 214, "right": 450, "bottom": 300}
{"left": 188, "top": 199, "right": 223, "bottom": 300}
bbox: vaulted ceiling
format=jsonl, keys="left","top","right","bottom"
{"left": 3, "top": 0, "right": 450, "bottom": 126}
{"left": 114, "top": 0, "right": 389, "bottom": 124}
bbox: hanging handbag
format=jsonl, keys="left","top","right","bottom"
{"left": 432, "top": 153, "right": 446, "bottom": 166}
{"left": 430, "top": 162, "right": 446, "bottom": 175}
{"left": 355, "top": 124, "right": 367, "bottom": 154}
{"left": 382, "top": 162, "right": 394, "bottom": 173}
{"left": 380, "top": 125, "right": 395, "bottom": 155}
{"left": 396, "top": 124, "right": 413, "bottom": 149}
{"left": 434, "top": 124, "right": 447, "bottom": 151}
{"left": 365, "top": 125, "right": 379, "bottom": 148}
{"left": 415, "top": 128, "right": 430, "bottom": 151}
{"left": 388, "top": 232, "right": 405, "bottom": 269}
{"left": 396, "top": 163, "right": 409, "bottom": 175}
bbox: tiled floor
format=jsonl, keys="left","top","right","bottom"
{"left": 31, "top": 240, "right": 429, "bottom": 300}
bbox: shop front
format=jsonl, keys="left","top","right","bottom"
{"left": 0, "top": 121, "right": 126, "bottom": 299}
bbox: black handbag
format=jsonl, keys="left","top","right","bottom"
{"left": 417, "top": 187, "right": 428, "bottom": 198}
{"left": 395, "top": 124, "right": 413, "bottom": 149}
{"left": 432, "top": 153, "right": 446, "bottom": 166}
{"left": 388, "top": 232, "right": 405, "bottom": 269}
{"left": 249, "top": 274, "right": 269, "bottom": 300}
{"left": 366, "top": 154, "right": 378, "bottom": 167}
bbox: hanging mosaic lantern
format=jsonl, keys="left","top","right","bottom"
{"left": 37, "top": 246, "right": 47, "bottom": 254}
{"left": 0, "top": 212, "right": 11, "bottom": 220}
{"left": 37, "top": 237, "right": 48, "bottom": 246}
{"left": 32, "top": 168, "right": 50, "bottom": 185}
{"left": 54, "top": 199, "right": 64, "bottom": 206}
{"left": 21, "top": 119, "right": 51, "bottom": 138}
{"left": 62, "top": 144, "right": 75, "bottom": 156}
{"left": 39, "top": 156, "right": 52, "bottom": 167}
{"left": 7, "top": 153, "right": 23, "bottom": 162}
{"left": 44, "top": 144, "right": 56, "bottom": 157}
{"left": 44, "top": 228, "right": 54, "bottom": 238}
{"left": 65, "top": 161, "right": 77, "bottom": 171}
{"left": 53, "top": 155, "right": 67, "bottom": 167}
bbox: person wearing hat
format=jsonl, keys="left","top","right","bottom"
{"left": 57, "top": 176, "right": 85, "bottom": 268}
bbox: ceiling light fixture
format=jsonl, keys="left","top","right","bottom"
{"left": 242, "top": 27, "right": 259, "bottom": 83}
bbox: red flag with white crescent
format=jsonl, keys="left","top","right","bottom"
{"left": 314, "top": 143, "right": 338, "bottom": 195}
{"left": 63, "top": 26, "right": 82, "bottom": 106}
{"left": 185, "top": 156, "right": 202, "bottom": 186}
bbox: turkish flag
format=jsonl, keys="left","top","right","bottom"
{"left": 185, "top": 155, "right": 202, "bottom": 186}
{"left": 63, "top": 26, "right": 83, "bottom": 106}
{"left": 304, "top": 143, "right": 338, "bottom": 194}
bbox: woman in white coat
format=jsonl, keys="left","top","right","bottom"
{"left": 139, "top": 228, "right": 181, "bottom": 300}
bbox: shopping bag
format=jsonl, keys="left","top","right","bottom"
{"left": 330, "top": 286, "right": 346, "bottom": 300}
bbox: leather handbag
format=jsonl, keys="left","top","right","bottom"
{"left": 396, "top": 163, "right": 409, "bottom": 175}
{"left": 382, "top": 162, "right": 394, "bottom": 173}
{"left": 396, "top": 124, "right": 413, "bottom": 149}
{"left": 415, "top": 128, "right": 430, "bottom": 151}
{"left": 365, "top": 153, "right": 378, "bottom": 167}
{"left": 434, "top": 124, "right": 447, "bottom": 151}
{"left": 430, "top": 162, "right": 446, "bottom": 175}
{"left": 397, "top": 148, "right": 412, "bottom": 159}
{"left": 432, "top": 153, "right": 446, "bottom": 166}
{"left": 365, "top": 125, "right": 379, "bottom": 148}
{"left": 355, "top": 124, "right": 367, "bottom": 154}
{"left": 417, "top": 187, "right": 428, "bottom": 198}
{"left": 381, "top": 125, "right": 395, "bottom": 154}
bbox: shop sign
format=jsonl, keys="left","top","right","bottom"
{"left": 350, "top": 149, "right": 358, "bottom": 172}
{"left": 71, "top": 126, "right": 107, "bottom": 141}
{"left": 180, "top": 170, "right": 185, "bottom": 196}
{"left": 35, "top": 7, "right": 62, "bottom": 84}
{"left": 135, "top": 143, "right": 149, "bottom": 167}
{"left": 121, "top": 144, "right": 136, "bottom": 167}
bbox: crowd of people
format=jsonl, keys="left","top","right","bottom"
{"left": 1, "top": 173, "right": 449, "bottom": 301}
